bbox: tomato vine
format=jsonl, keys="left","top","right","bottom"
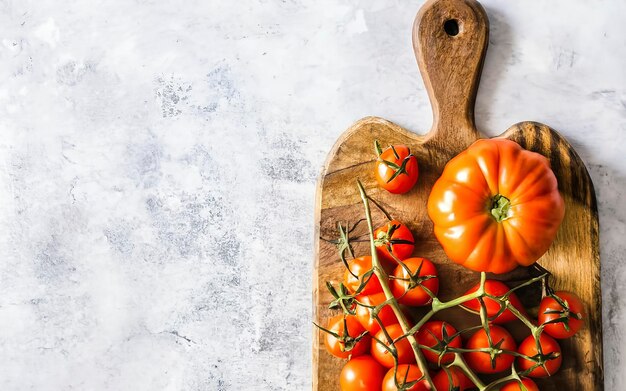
{"left": 317, "top": 181, "right": 571, "bottom": 391}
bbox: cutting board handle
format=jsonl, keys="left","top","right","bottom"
{"left": 413, "top": 0, "right": 489, "bottom": 149}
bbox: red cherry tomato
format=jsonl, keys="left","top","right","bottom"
{"left": 375, "top": 143, "right": 419, "bottom": 194}
{"left": 517, "top": 334, "right": 562, "bottom": 377}
{"left": 343, "top": 256, "right": 382, "bottom": 295}
{"left": 323, "top": 314, "right": 371, "bottom": 359}
{"left": 500, "top": 378, "right": 539, "bottom": 391}
{"left": 340, "top": 355, "right": 385, "bottom": 391}
{"left": 381, "top": 364, "right": 430, "bottom": 391}
{"left": 538, "top": 291, "right": 585, "bottom": 339}
{"left": 391, "top": 258, "right": 439, "bottom": 306}
{"left": 355, "top": 293, "right": 401, "bottom": 334}
{"left": 432, "top": 367, "right": 474, "bottom": 391}
{"left": 371, "top": 324, "right": 416, "bottom": 368}
{"left": 461, "top": 280, "right": 527, "bottom": 323}
{"left": 374, "top": 220, "right": 415, "bottom": 264}
{"left": 416, "top": 321, "right": 462, "bottom": 365}
{"left": 464, "top": 325, "right": 517, "bottom": 374}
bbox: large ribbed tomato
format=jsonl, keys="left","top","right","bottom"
{"left": 427, "top": 138, "right": 565, "bottom": 274}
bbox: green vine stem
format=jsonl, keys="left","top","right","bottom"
{"left": 357, "top": 181, "right": 435, "bottom": 388}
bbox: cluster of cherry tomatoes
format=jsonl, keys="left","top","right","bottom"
{"left": 320, "top": 142, "right": 585, "bottom": 390}
{"left": 324, "top": 225, "right": 585, "bottom": 390}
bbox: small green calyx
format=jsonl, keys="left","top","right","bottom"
{"left": 490, "top": 194, "right": 511, "bottom": 222}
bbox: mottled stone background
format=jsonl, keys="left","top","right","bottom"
{"left": 0, "top": 1, "right": 624, "bottom": 390}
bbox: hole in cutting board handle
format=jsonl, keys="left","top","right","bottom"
{"left": 444, "top": 19, "right": 460, "bottom": 36}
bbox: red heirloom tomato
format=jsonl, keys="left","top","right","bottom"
{"left": 355, "top": 293, "right": 400, "bottom": 334}
{"left": 432, "top": 367, "right": 474, "bottom": 391}
{"left": 517, "top": 334, "right": 562, "bottom": 377}
{"left": 340, "top": 355, "right": 385, "bottom": 391}
{"left": 323, "top": 314, "right": 370, "bottom": 359}
{"left": 374, "top": 220, "right": 415, "bottom": 263}
{"left": 343, "top": 256, "right": 382, "bottom": 295}
{"left": 427, "top": 138, "right": 565, "bottom": 274}
{"left": 464, "top": 325, "right": 517, "bottom": 374}
{"left": 416, "top": 321, "right": 462, "bottom": 365}
{"left": 382, "top": 364, "right": 430, "bottom": 391}
{"left": 538, "top": 291, "right": 585, "bottom": 339}
{"left": 391, "top": 257, "right": 439, "bottom": 306}
{"left": 461, "top": 280, "right": 527, "bottom": 324}
{"left": 371, "top": 324, "right": 416, "bottom": 368}
{"left": 500, "top": 378, "right": 539, "bottom": 391}
{"left": 375, "top": 142, "right": 419, "bottom": 194}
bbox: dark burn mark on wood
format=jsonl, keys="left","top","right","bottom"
{"left": 549, "top": 131, "right": 563, "bottom": 188}
{"left": 569, "top": 144, "right": 584, "bottom": 203}
{"left": 532, "top": 122, "right": 544, "bottom": 155}
{"left": 514, "top": 127, "right": 528, "bottom": 150}
{"left": 325, "top": 160, "right": 371, "bottom": 177}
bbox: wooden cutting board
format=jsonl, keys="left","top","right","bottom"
{"left": 312, "top": 0, "right": 603, "bottom": 389}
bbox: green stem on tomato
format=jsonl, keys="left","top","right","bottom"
{"left": 490, "top": 194, "right": 511, "bottom": 222}
{"left": 508, "top": 303, "right": 540, "bottom": 334}
{"left": 405, "top": 273, "right": 486, "bottom": 337}
{"left": 482, "top": 363, "right": 525, "bottom": 391}
{"left": 444, "top": 346, "right": 534, "bottom": 361}
{"left": 447, "top": 353, "right": 486, "bottom": 389}
{"left": 506, "top": 300, "right": 549, "bottom": 358}
{"left": 448, "top": 354, "right": 524, "bottom": 391}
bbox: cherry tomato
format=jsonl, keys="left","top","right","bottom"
{"left": 371, "top": 324, "right": 416, "bottom": 368}
{"left": 391, "top": 258, "right": 439, "bottom": 306}
{"left": 461, "top": 280, "right": 527, "bottom": 324}
{"left": 416, "top": 321, "right": 462, "bottom": 365}
{"left": 538, "top": 291, "right": 585, "bottom": 339}
{"left": 340, "top": 355, "right": 385, "bottom": 391}
{"left": 500, "top": 378, "right": 539, "bottom": 391}
{"left": 382, "top": 364, "right": 430, "bottom": 391}
{"left": 323, "top": 314, "right": 370, "bottom": 359}
{"left": 375, "top": 143, "right": 419, "bottom": 194}
{"left": 464, "top": 325, "right": 517, "bottom": 374}
{"left": 355, "top": 293, "right": 401, "bottom": 334}
{"left": 432, "top": 367, "right": 474, "bottom": 391}
{"left": 517, "top": 334, "right": 562, "bottom": 377}
{"left": 374, "top": 220, "right": 415, "bottom": 264}
{"left": 344, "top": 256, "right": 382, "bottom": 295}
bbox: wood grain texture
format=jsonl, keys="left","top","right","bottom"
{"left": 312, "top": 0, "right": 603, "bottom": 389}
